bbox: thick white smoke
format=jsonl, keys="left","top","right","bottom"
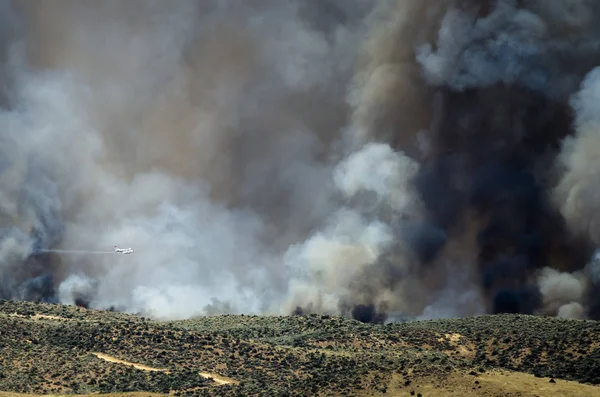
{"left": 283, "top": 143, "right": 423, "bottom": 316}
{"left": 536, "top": 267, "right": 586, "bottom": 318}
{"left": 553, "top": 64, "right": 600, "bottom": 320}
{"left": 555, "top": 66, "right": 600, "bottom": 244}
{"left": 0, "top": 0, "right": 378, "bottom": 319}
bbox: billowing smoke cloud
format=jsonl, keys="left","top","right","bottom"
{"left": 554, "top": 65, "right": 600, "bottom": 320}
{"left": 291, "top": 0, "right": 600, "bottom": 321}
{"left": 283, "top": 142, "right": 425, "bottom": 318}
{"left": 3, "top": 0, "right": 600, "bottom": 323}
{"left": 0, "top": 0, "right": 375, "bottom": 318}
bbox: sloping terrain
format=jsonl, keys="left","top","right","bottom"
{"left": 0, "top": 300, "right": 599, "bottom": 396}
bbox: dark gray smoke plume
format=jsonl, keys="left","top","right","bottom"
{"left": 2, "top": 0, "right": 600, "bottom": 322}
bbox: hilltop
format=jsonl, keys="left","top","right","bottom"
{"left": 1, "top": 300, "right": 599, "bottom": 396}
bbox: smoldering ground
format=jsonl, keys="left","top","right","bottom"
{"left": 2, "top": 0, "right": 600, "bottom": 323}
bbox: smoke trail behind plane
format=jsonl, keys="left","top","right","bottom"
{"left": 37, "top": 250, "right": 116, "bottom": 255}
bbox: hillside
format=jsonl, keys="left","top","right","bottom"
{"left": 1, "top": 300, "right": 599, "bottom": 397}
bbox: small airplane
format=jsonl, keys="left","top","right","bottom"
{"left": 114, "top": 245, "right": 134, "bottom": 254}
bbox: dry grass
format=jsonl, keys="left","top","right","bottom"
{"left": 4, "top": 371, "right": 597, "bottom": 397}
{"left": 91, "top": 352, "right": 237, "bottom": 385}
{"left": 372, "top": 370, "right": 600, "bottom": 397}
{"left": 91, "top": 352, "right": 167, "bottom": 372}
{"left": 0, "top": 393, "right": 167, "bottom": 397}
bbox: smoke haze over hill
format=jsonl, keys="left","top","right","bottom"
{"left": 1, "top": 0, "right": 600, "bottom": 322}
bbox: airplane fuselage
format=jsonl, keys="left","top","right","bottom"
{"left": 114, "top": 246, "right": 134, "bottom": 254}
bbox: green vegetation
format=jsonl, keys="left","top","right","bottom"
{"left": 0, "top": 300, "right": 599, "bottom": 396}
